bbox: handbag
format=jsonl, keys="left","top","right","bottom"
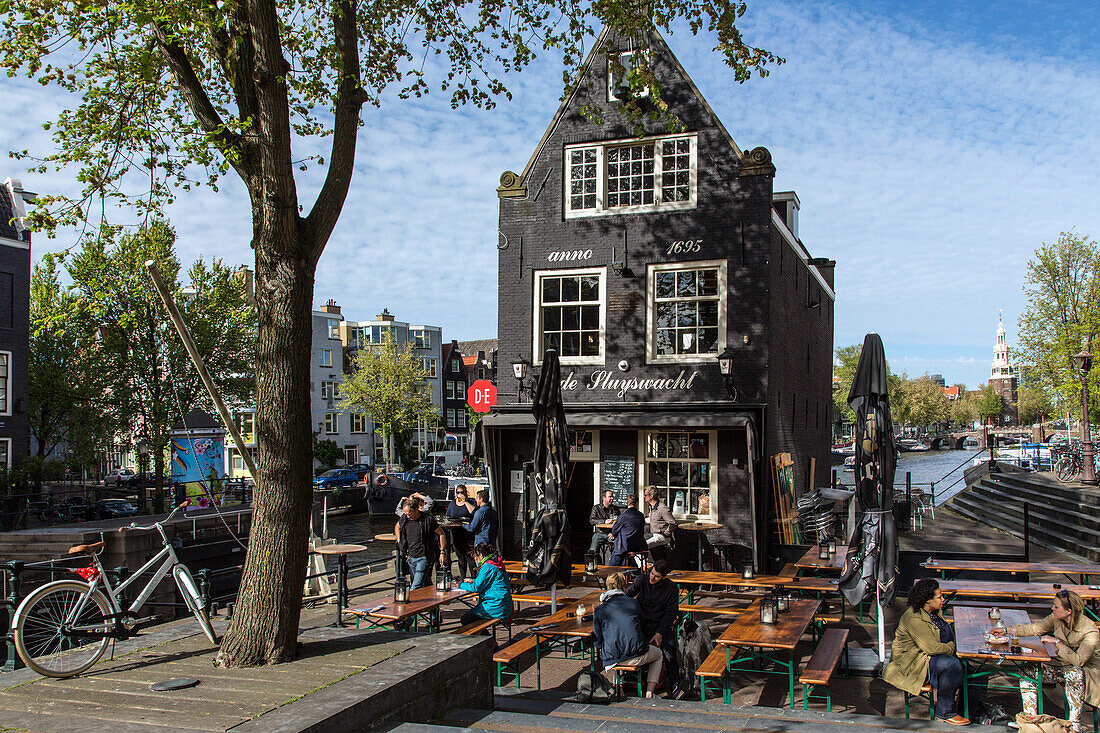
{"left": 573, "top": 669, "right": 614, "bottom": 704}
{"left": 1015, "top": 712, "right": 1072, "bottom": 733}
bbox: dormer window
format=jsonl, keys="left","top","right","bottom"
{"left": 565, "top": 133, "right": 697, "bottom": 218}
{"left": 607, "top": 51, "right": 651, "bottom": 102}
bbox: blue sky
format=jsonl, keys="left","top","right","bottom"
{"left": 4, "top": 0, "right": 1100, "bottom": 389}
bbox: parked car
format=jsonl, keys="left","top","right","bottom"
{"left": 104, "top": 467, "right": 138, "bottom": 486}
{"left": 63, "top": 497, "right": 97, "bottom": 521}
{"left": 97, "top": 498, "right": 139, "bottom": 519}
{"left": 345, "top": 463, "right": 373, "bottom": 480}
{"left": 312, "top": 469, "right": 360, "bottom": 491}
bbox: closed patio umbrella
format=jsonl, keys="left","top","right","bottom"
{"left": 838, "top": 333, "right": 898, "bottom": 663}
{"left": 524, "top": 349, "right": 572, "bottom": 587}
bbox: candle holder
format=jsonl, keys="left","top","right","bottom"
{"left": 394, "top": 577, "right": 409, "bottom": 604}
{"left": 826, "top": 537, "right": 838, "bottom": 556}
{"left": 775, "top": 585, "right": 790, "bottom": 612}
{"left": 818, "top": 538, "right": 831, "bottom": 560}
{"left": 760, "top": 592, "right": 777, "bottom": 624}
{"left": 435, "top": 566, "right": 451, "bottom": 592}
{"left": 585, "top": 551, "right": 598, "bottom": 574}
{"left": 742, "top": 562, "right": 754, "bottom": 580}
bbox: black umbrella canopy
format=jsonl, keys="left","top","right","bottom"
{"left": 525, "top": 349, "right": 571, "bottom": 586}
{"left": 839, "top": 333, "right": 899, "bottom": 610}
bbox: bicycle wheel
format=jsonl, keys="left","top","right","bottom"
{"left": 1055, "top": 457, "right": 1079, "bottom": 483}
{"left": 13, "top": 580, "right": 112, "bottom": 678}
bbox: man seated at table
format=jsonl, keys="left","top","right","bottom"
{"left": 993, "top": 589, "right": 1100, "bottom": 733}
{"left": 883, "top": 578, "right": 969, "bottom": 726}
{"left": 457, "top": 543, "right": 513, "bottom": 627}
{"left": 643, "top": 486, "right": 677, "bottom": 559}
{"left": 594, "top": 571, "right": 663, "bottom": 698}
{"left": 395, "top": 496, "right": 448, "bottom": 590}
{"left": 469, "top": 489, "right": 499, "bottom": 546}
{"left": 626, "top": 559, "right": 681, "bottom": 696}
{"left": 589, "top": 490, "right": 621, "bottom": 559}
{"left": 608, "top": 495, "right": 647, "bottom": 567}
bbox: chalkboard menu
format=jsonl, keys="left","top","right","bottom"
{"left": 603, "top": 455, "right": 636, "bottom": 506}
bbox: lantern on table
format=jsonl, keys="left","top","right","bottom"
{"left": 585, "top": 551, "right": 599, "bottom": 574}
{"left": 742, "top": 562, "right": 755, "bottom": 580}
{"left": 818, "top": 538, "right": 831, "bottom": 560}
{"left": 435, "top": 565, "right": 451, "bottom": 592}
{"left": 826, "top": 536, "right": 838, "bottom": 556}
{"left": 775, "top": 584, "right": 790, "bottom": 613}
{"left": 760, "top": 591, "right": 777, "bottom": 624}
{"left": 394, "top": 576, "right": 410, "bottom": 604}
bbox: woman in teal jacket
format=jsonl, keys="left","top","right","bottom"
{"left": 458, "top": 543, "right": 513, "bottom": 625}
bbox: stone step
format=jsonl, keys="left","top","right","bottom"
{"left": 947, "top": 499, "right": 1100, "bottom": 563}
{"left": 993, "top": 472, "right": 1100, "bottom": 504}
{"left": 966, "top": 482, "right": 1100, "bottom": 536}
{"left": 980, "top": 477, "right": 1100, "bottom": 518}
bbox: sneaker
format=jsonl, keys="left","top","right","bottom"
{"left": 938, "top": 715, "right": 970, "bottom": 726}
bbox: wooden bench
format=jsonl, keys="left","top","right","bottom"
{"left": 697, "top": 646, "right": 730, "bottom": 703}
{"left": 493, "top": 634, "right": 540, "bottom": 689}
{"left": 511, "top": 594, "right": 554, "bottom": 609}
{"left": 612, "top": 660, "right": 646, "bottom": 697}
{"left": 452, "top": 617, "right": 501, "bottom": 636}
{"left": 798, "top": 627, "right": 849, "bottom": 712}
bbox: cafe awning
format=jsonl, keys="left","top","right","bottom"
{"left": 479, "top": 410, "right": 754, "bottom": 429}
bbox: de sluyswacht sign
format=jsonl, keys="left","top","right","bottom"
{"left": 560, "top": 369, "right": 699, "bottom": 399}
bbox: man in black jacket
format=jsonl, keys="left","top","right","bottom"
{"left": 588, "top": 490, "right": 621, "bottom": 557}
{"left": 608, "top": 495, "right": 647, "bottom": 567}
{"left": 627, "top": 559, "right": 680, "bottom": 693}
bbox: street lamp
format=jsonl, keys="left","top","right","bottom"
{"left": 136, "top": 438, "right": 151, "bottom": 513}
{"left": 716, "top": 346, "right": 737, "bottom": 399}
{"left": 1074, "top": 350, "right": 1097, "bottom": 485}
{"left": 511, "top": 358, "right": 530, "bottom": 401}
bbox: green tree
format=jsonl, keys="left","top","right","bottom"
{"left": 832, "top": 344, "right": 862, "bottom": 426}
{"left": 65, "top": 221, "right": 255, "bottom": 502}
{"left": 1016, "top": 230, "right": 1100, "bottom": 412}
{"left": 977, "top": 384, "right": 1003, "bottom": 425}
{"left": 340, "top": 333, "right": 436, "bottom": 470}
{"left": 1016, "top": 385, "right": 1054, "bottom": 427}
{"left": 312, "top": 437, "right": 342, "bottom": 472}
{"left": 951, "top": 388, "right": 979, "bottom": 428}
{"left": 893, "top": 375, "right": 949, "bottom": 429}
{"left": 0, "top": 0, "right": 778, "bottom": 667}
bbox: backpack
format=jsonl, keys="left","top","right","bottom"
{"left": 573, "top": 669, "right": 614, "bottom": 704}
{"left": 1014, "top": 713, "right": 1072, "bottom": 733}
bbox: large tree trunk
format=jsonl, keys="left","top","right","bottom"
{"left": 216, "top": 228, "right": 315, "bottom": 666}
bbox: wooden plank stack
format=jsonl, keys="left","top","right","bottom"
{"left": 770, "top": 452, "right": 801, "bottom": 544}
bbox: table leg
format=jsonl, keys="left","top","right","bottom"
{"left": 335, "top": 554, "right": 348, "bottom": 627}
{"left": 551, "top": 583, "right": 557, "bottom": 614}
{"left": 697, "top": 535, "right": 704, "bottom": 572}
{"left": 535, "top": 634, "right": 542, "bottom": 690}
{"left": 788, "top": 650, "right": 795, "bottom": 709}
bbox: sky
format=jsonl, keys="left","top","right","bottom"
{"left": 3, "top": 0, "right": 1100, "bottom": 390}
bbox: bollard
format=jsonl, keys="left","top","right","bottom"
{"left": 2, "top": 561, "right": 24, "bottom": 671}
{"left": 196, "top": 569, "right": 211, "bottom": 613}
{"left": 226, "top": 601, "right": 234, "bottom": 620}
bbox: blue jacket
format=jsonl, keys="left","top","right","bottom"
{"left": 610, "top": 507, "right": 647, "bottom": 558}
{"left": 593, "top": 590, "right": 648, "bottom": 668}
{"left": 469, "top": 504, "right": 499, "bottom": 546}
{"left": 458, "top": 557, "right": 512, "bottom": 619}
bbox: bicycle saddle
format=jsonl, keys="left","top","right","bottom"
{"left": 68, "top": 541, "right": 104, "bottom": 555}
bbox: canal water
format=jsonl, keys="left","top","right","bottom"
{"left": 833, "top": 447, "right": 985, "bottom": 506}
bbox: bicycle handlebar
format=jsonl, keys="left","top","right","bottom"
{"left": 120, "top": 499, "right": 191, "bottom": 532}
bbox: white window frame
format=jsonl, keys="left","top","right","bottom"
{"left": 564, "top": 133, "right": 697, "bottom": 219}
{"left": 533, "top": 267, "right": 606, "bottom": 366}
{"left": 0, "top": 351, "right": 10, "bottom": 416}
{"left": 457, "top": 411, "right": 466, "bottom": 428}
{"left": 446, "top": 409, "right": 456, "bottom": 428}
{"left": 412, "top": 329, "right": 430, "bottom": 348}
{"left": 350, "top": 413, "right": 368, "bottom": 433}
{"left": 421, "top": 357, "right": 437, "bottom": 378}
{"left": 0, "top": 437, "right": 10, "bottom": 470}
{"left": 646, "top": 259, "right": 727, "bottom": 365}
{"left": 320, "top": 348, "right": 332, "bottom": 367}
{"left": 456, "top": 381, "right": 465, "bottom": 399}
{"left": 324, "top": 413, "right": 339, "bottom": 434}
{"left": 320, "top": 380, "right": 339, "bottom": 401}
{"left": 607, "top": 50, "right": 652, "bottom": 102}
{"left": 638, "top": 429, "right": 717, "bottom": 521}
{"left": 451, "top": 360, "right": 460, "bottom": 373}
{"left": 327, "top": 319, "right": 340, "bottom": 340}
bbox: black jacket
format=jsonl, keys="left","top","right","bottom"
{"left": 589, "top": 502, "right": 621, "bottom": 527}
{"left": 627, "top": 573, "right": 679, "bottom": 639}
{"left": 610, "top": 507, "right": 647, "bottom": 557}
{"left": 592, "top": 590, "right": 649, "bottom": 667}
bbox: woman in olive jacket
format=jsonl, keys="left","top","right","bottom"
{"left": 994, "top": 589, "right": 1100, "bottom": 733}
{"left": 883, "top": 578, "right": 969, "bottom": 725}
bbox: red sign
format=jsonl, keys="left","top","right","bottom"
{"left": 467, "top": 380, "right": 497, "bottom": 413}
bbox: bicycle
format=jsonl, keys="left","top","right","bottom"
{"left": 1054, "top": 442, "right": 1084, "bottom": 483}
{"left": 11, "top": 499, "right": 218, "bottom": 678}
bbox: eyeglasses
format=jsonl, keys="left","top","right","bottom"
{"left": 1056, "top": 589, "right": 1070, "bottom": 598}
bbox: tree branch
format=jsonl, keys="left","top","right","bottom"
{"left": 304, "top": 0, "right": 366, "bottom": 264}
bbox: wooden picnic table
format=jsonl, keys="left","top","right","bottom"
{"left": 795, "top": 545, "right": 849, "bottom": 573}
{"left": 939, "top": 580, "right": 1100, "bottom": 602}
{"left": 923, "top": 559, "right": 1100, "bottom": 584}
{"left": 502, "top": 560, "right": 636, "bottom": 610}
{"left": 312, "top": 543, "right": 368, "bottom": 626}
{"left": 346, "top": 584, "right": 471, "bottom": 632}
{"left": 714, "top": 598, "right": 821, "bottom": 707}
{"left": 526, "top": 590, "right": 604, "bottom": 689}
{"left": 952, "top": 605, "right": 1053, "bottom": 717}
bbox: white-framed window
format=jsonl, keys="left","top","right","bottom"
{"left": 235, "top": 411, "right": 255, "bottom": 443}
{"left": 421, "top": 357, "right": 437, "bottom": 378}
{"left": 457, "top": 411, "right": 466, "bottom": 428}
{"left": 320, "top": 348, "right": 332, "bottom": 367}
{"left": 320, "top": 380, "right": 339, "bottom": 400}
{"left": 446, "top": 409, "right": 456, "bottom": 428}
{"left": 0, "top": 437, "right": 10, "bottom": 470}
{"left": 327, "top": 319, "right": 340, "bottom": 340}
{"left": 640, "top": 430, "right": 716, "bottom": 520}
{"left": 350, "top": 413, "right": 368, "bottom": 433}
{"left": 646, "top": 260, "right": 727, "bottom": 364}
{"left": 607, "top": 50, "right": 651, "bottom": 102}
{"left": 456, "top": 381, "right": 465, "bottom": 399}
{"left": 451, "top": 360, "right": 460, "bottom": 373}
{"left": 565, "top": 133, "right": 697, "bottom": 218}
{"left": 533, "top": 267, "right": 605, "bottom": 364}
{"left": 0, "top": 351, "right": 10, "bottom": 415}
{"left": 412, "top": 330, "right": 429, "bottom": 348}
{"left": 569, "top": 430, "right": 599, "bottom": 462}
{"left": 324, "top": 413, "right": 339, "bottom": 434}
{"left": 445, "top": 381, "right": 455, "bottom": 400}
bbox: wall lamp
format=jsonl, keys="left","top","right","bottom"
{"left": 512, "top": 358, "right": 532, "bottom": 401}
{"left": 717, "top": 346, "right": 739, "bottom": 401}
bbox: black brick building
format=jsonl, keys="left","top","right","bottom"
{"left": 480, "top": 30, "right": 834, "bottom": 570}
{"left": 0, "top": 178, "right": 32, "bottom": 471}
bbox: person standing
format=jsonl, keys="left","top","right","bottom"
{"left": 608, "top": 495, "right": 647, "bottom": 567}
{"left": 994, "top": 589, "right": 1100, "bottom": 733}
{"left": 626, "top": 559, "right": 681, "bottom": 695}
{"left": 589, "top": 490, "right": 621, "bottom": 557}
{"left": 883, "top": 578, "right": 969, "bottom": 726}
{"left": 446, "top": 485, "right": 477, "bottom": 581}
{"left": 593, "top": 571, "right": 663, "bottom": 698}
{"left": 643, "top": 486, "right": 676, "bottom": 556}
{"left": 468, "top": 489, "right": 498, "bottom": 546}
{"left": 395, "top": 496, "right": 448, "bottom": 590}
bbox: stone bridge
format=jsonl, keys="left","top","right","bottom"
{"left": 926, "top": 427, "right": 1036, "bottom": 450}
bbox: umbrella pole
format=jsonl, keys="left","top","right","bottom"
{"left": 877, "top": 583, "right": 886, "bottom": 664}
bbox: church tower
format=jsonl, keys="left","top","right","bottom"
{"left": 990, "top": 314, "right": 1018, "bottom": 426}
